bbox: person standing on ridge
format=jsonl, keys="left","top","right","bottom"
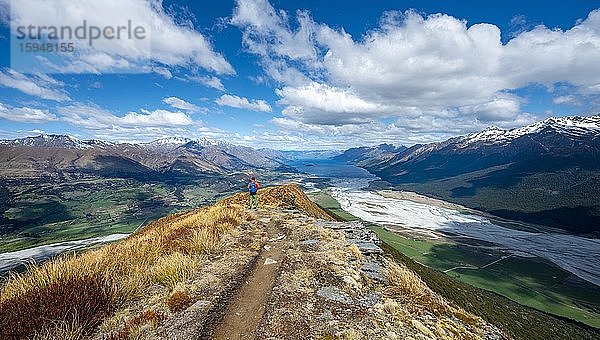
{"left": 247, "top": 176, "right": 260, "bottom": 209}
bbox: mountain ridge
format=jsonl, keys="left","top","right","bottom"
{"left": 338, "top": 113, "right": 600, "bottom": 235}
{"left": 0, "top": 134, "right": 290, "bottom": 178}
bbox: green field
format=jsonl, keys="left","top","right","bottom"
{"left": 0, "top": 176, "right": 234, "bottom": 253}
{"left": 309, "top": 189, "right": 600, "bottom": 329}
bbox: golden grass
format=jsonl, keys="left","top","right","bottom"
{"left": 385, "top": 260, "right": 472, "bottom": 319}
{"left": 32, "top": 318, "right": 85, "bottom": 340}
{"left": 385, "top": 260, "right": 429, "bottom": 299}
{"left": 151, "top": 252, "right": 198, "bottom": 289}
{"left": 0, "top": 204, "right": 247, "bottom": 338}
{"left": 218, "top": 184, "right": 333, "bottom": 220}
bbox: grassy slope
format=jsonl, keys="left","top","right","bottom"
{"left": 308, "top": 189, "right": 600, "bottom": 338}
{"left": 0, "top": 177, "right": 229, "bottom": 253}
{"left": 374, "top": 226, "right": 600, "bottom": 328}
{"left": 0, "top": 202, "right": 249, "bottom": 338}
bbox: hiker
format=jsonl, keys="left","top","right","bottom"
{"left": 247, "top": 177, "right": 260, "bottom": 209}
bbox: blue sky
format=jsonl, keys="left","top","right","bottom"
{"left": 0, "top": 0, "right": 599, "bottom": 149}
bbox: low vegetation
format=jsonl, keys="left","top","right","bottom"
{"left": 310, "top": 189, "right": 600, "bottom": 339}
{"left": 383, "top": 243, "right": 600, "bottom": 339}
{"left": 0, "top": 203, "right": 247, "bottom": 338}
{"left": 219, "top": 184, "right": 332, "bottom": 220}
{"left": 0, "top": 176, "right": 233, "bottom": 254}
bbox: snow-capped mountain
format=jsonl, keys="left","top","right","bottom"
{"left": 347, "top": 114, "right": 600, "bottom": 234}
{"left": 0, "top": 134, "right": 285, "bottom": 177}
{"left": 145, "top": 136, "right": 232, "bottom": 150}
{"left": 456, "top": 114, "right": 600, "bottom": 148}
{"left": 0, "top": 134, "right": 94, "bottom": 149}
{"left": 144, "top": 136, "right": 193, "bottom": 147}
{"left": 386, "top": 114, "right": 600, "bottom": 165}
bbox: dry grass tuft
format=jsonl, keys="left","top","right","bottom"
{"left": 186, "top": 228, "right": 222, "bottom": 254}
{"left": 218, "top": 184, "right": 333, "bottom": 220}
{"left": 32, "top": 318, "right": 85, "bottom": 340}
{"left": 385, "top": 260, "right": 454, "bottom": 316}
{"left": 0, "top": 203, "right": 247, "bottom": 338}
{"left": 151, "top": 252, "right": 198, "bottom": 289}
{"left": 385, "top": 260, "right": 428, "bottom": 299}
{"left": 347, "top": 244, "right": 363, "bottom": 261}
{"left": 166, "top": 289, "right": 195, "bottom": 312}
{"left": 108, "top": 309, "right": 165, "bottom": 340}
{"left": 0, "top": 274, "right": 115, "bottom": 338}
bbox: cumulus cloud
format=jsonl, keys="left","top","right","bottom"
{"left": 0, "top": 68, "right": 70, "bottom": 101}
{"left": 216, "top": 94, "right": 272, "bottom": 112}
{"left": 0, "top": 102, "right": 58, "bottom": 123}
{"left": 553, "top": 95, "right": 580, "bottom": 105}
{"left": 5, "top": 0, "right": 234, "bottom": 75}
{"left": 187, "top": 75, "right": 226, "bottom": 91}
{"left": 162, "top": 96, "right": 201, "bottom": 112}
{"left": 59, "top": 102, "right": 193, "bottom": 130}
{"left": 231, "top": 0, "right": 600, "bottom": 145}
{"left": 54, "top": 101, "right": 229, "bottom": 142}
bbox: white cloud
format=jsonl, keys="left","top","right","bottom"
{"left": 5, "top": 0, "right": 234, "bottom": 75}
{"left": 276, "top": 82, "right": 393, "bottom": 124}
{"left": 0, "top": 68, "right": 70, "bottom": 101}
{"left": 216, "top": 94, "right": 272, "bottom": 112}
{"left": 232, "top": 1, "right": 600, "bottom": 144}
{"left": 55, "top": 101, "right": 229, "bottom": 142}
{"left": 187, "top": 75, "right": 226, "bottom": 91}
{"left": 0, "top": 102, "right": 58, "bottom": 123}
{"left": 553, "top": 95, "right": 580, "bottom": 105}
{"left": 153, "top": 67, "right": 173, "bottom": 79}
{"left": 59, "top": 102, "right": 193, "bottom": 130}
{"left": 121, "top": 109, "right": 193, "bottom": 126}
{"left": 162, "top": 96, "right": 201, "bottom": 112}
{"left": 458, "top": 93, "right": 523, "bottom": 122}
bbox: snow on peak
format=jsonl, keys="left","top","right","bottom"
{"left": 0, "top": 134, "right": 93, "bottom": 149}
{"left": 145, "top": 136, "right": 231, "bottom": 149}
{"left": 458, "top": 114, "right": 600, "bottom": 147}
{"left": 147, "top": 137, "right": 193, "bottom": 146}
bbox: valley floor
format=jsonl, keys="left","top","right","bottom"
{"left": 308, "top": 188, "right": 600, "bottom": 330}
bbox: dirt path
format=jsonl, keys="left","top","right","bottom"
{"left": 212, "top": 215, "right": 285, "bottom": 340}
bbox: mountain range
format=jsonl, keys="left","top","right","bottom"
{"left": 339, "top": 114, "right": 600, "bottom": 235}
{"left": 0, "top": 135, "right": 292, "bottom": 179}
{"left": 2, "top": 114, "right": 599, "bottom": 234}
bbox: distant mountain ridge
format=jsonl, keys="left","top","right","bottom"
{"left": 334, "top": 143, "right": 407, "bottom": 168}
{"left": 339, "top": 114, "right": 600, "bottom": 235}
{"left": 373, "top": 114, "right": 600, "bottom": 182}
{"left": 0, "top": 134, "right": 291, "bottom": 179}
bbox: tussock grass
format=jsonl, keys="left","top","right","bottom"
{"left": 32, "top": 317, "right": 85, "bottom": 340}
{"left": 0, "top": 204, "right": 247, "bottom": 338}
{"left": 385, "top": 260, "right": 428, "bottom": 299}
{"left": 218, "top": 184, "right": 333, "bottom": 220}
{"left": 151, "top": 252, "right": 198, "bottom": 289}
{"left": 385, "top": 260, "right": 480, "bottom": 321}
{"left": 166, "top": 289, "right": 194, "bottom": 312}
{"left": 109, "top": 309, "right": 165, "bottom": 340}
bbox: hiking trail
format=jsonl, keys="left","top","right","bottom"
{"left": 212, "top": 210, "right": 285, "bottom": 340}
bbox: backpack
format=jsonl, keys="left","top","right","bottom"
{"left": 249, "top": 181, "right": 258, "bottom": 194}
